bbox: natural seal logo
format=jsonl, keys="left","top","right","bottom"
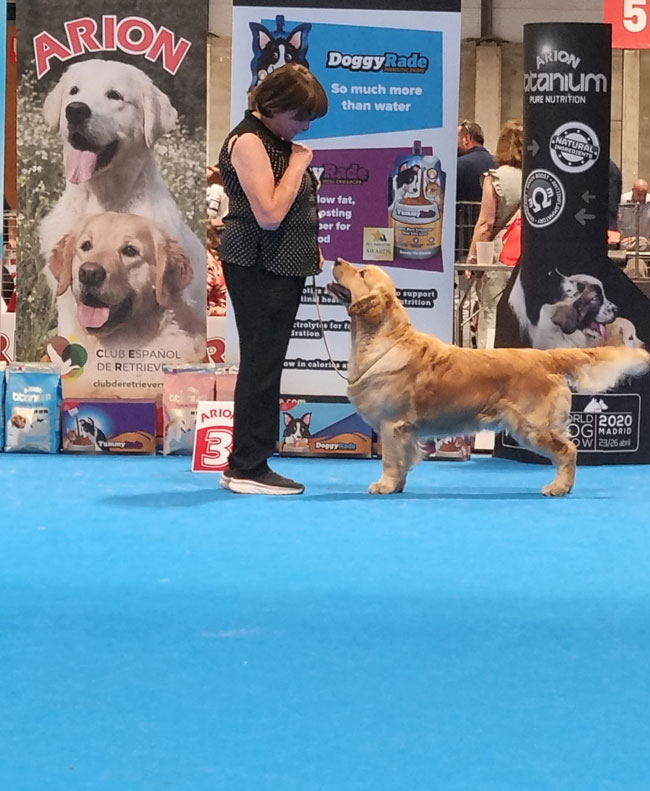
{"left": 550, "top": 122, "right": 600, "bottom": 174}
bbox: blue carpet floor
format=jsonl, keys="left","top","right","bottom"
{"left": 1, "top": 453, "right": 650, "bottom": 790}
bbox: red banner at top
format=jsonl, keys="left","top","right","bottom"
{"left": 604, "top": 0, "right": 650, "bottom": 48}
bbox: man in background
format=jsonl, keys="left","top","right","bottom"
{"left": 621, "top": 178, "right": 650, "bottom": 204}
{"left": 456, "top": 121, "right": 497, "bottom": 202}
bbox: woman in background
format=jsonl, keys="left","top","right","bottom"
{"left": 466, "top": 119, "right": 524, "bottom": 348}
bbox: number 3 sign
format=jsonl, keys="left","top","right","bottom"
{"left": 192, "top": 401, "right": 235, "bottom": 473}
{"left": 605, "top": 0, "right": 650, "bottom": 48}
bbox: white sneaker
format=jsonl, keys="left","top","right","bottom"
{"left": 220, "top": 467, "right": 304, "bottom": 495}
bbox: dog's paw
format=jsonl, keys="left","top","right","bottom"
{"left": 541, "top": 482, "right": 572, "bottom": 497}
{"left": 369, "top": 479, "right": 403, "bottom": 495}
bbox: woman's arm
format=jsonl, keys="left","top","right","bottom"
{"left": 230, "top": 133, "right": 313, "bottom": 231}
{"left": 466, "top": 175, "right": 498, "bottom": 264}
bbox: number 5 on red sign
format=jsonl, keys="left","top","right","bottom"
{"left": 605, "top": 0, "right": 650, "bottom": 47}
{"left": 625, "top": 0, "right": 647, "bottom": 32}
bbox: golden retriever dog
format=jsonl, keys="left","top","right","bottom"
{"left": 329, "top": 259, "right": 650, "bottom": 497}
{"left": 48, "top": 212, "right": 205, "bottom": 356}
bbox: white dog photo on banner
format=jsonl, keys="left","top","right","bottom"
{"left": 39, "top": 58, "right": 206, "bottom": 318}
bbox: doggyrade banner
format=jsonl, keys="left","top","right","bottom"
{"left": 16, "top": 0, "right": 208, "bottom": 401}
{"left": 495, "top": 23, "right": 650, "bottom": 464}
{"left": 228, "top": 0, "right": 461, "bottom": 396}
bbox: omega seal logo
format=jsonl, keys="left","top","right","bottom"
{"left": 550, "top": 122, "right": 600, "bottom": 174}
{"left": 524, "top": 169, "right": 565, "bottom": 228}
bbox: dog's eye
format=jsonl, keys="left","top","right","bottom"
{"left": 576, "top": 282, "right": 585, "bottom": 292}
{"left": 69, "top": 86, "right": 79, "bottom": 96}
{"left": 122, "top": 244, "right": 139, "bottom": 257}
{"left": 106, "top": 90, "right": 123, "bottom": 101}
{"left": 80, "top": 240, "right": 92, "bottom": 252}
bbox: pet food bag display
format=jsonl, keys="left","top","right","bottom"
{"left": 0, "top": 362, "right": 6, "bottom": 452}
{"left": 61, "top": 400, "right": 157, "bottom": 454}
{"left": 278, "top": 397, "right": 372, "bottom": 458}
{"left": 215, "top": 364, "right": 238, "bottom": 401}
{"left": 388, "top": 140, "right": 446, "bottom": 261}
{"left": 162, "top": 364, "right": 215, "bottom": 456}
{"left": 4, "top": 363, "right": 62, "bottom": 453}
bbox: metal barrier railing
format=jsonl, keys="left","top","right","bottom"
{"left": 1, "top": 210, "right": 18, "bottom": 309}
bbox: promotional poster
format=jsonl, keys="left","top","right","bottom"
{"left": 229, "top": 0, "right": 461, "bottom": 396}
{"left": 495, "top": 23, "right": 650, "bottom": 464}
{"left": 15, "top": 0, "right": 208, "bottom": 400}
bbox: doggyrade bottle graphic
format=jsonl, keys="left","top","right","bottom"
{"left": 389, "top": 141, "right": 445, "bottom": 260}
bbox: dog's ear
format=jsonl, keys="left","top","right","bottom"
{"left": 348, "top": 287, "right": 391, "bottom": 325}
{"left": 155, "top": 238, "right": 193, "bottom": 307}
{"left": 143, "top": 83, "right": 178, "bottom": 147}
{"left": 250, "top": 22, "right": 273, "bottom": 52}
{"left": 283, "top": 413, "right": 293, "bottom": 426}
{"left": 43, "top": 77, "right": 65, "bottom": 132}
{"left": 48, "top": 233, "right": 76, "bottom": 296}
{"left": 301, "top": 412, "right": 311, "bottom": 426}
{"left": 550, "top": 302, "right": 579, "bottom": 334}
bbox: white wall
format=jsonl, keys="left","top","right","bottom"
{"left": 462, "top": 0, "right": 602, "bottom": 42}
{"left": 210, "top": 0, "right": 603, "bottom": 44}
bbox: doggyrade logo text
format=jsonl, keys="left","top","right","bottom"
{"left": 326, "top": 51, "right": 429, "bottom": 73}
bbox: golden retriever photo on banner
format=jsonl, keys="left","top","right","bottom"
{"left": 16, "top": 0, "right": 208, "bottom": 399}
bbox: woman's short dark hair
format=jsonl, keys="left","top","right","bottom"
{"left": 250, "top": 64, "right": 328, "bottom": 121}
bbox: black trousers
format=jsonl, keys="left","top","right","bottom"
{"left": 223, "top": 261, "right": 305, "bottom": 474}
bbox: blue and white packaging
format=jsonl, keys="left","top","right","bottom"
{"left": 0, "top": 362, "right": 6, "bottom": 451}
{"left": 4, "top": 363, "right": 62, "bottom": 453}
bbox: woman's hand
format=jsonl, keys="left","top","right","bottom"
{"left": 290, "top": 142, "right": 313, "bottom": 170}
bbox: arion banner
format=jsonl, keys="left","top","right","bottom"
{"left": 495, "top": 23, "right": 650, "bottom": 464}
{"left": 15, "top": 0, "right": 208, "bottom": 400}
{"left": 229, "top": 0, "right": 461, "bottom": 396}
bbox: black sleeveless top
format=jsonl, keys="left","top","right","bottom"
{"left": 218, "top": 111, "right": 321, "bottom": 277}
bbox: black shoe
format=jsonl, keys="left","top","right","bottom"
{"left": 220, "top": 466, "right": 305, "bottom": 495}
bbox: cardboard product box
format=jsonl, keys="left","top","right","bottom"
{"left": 62, "top": 399, "right": 157, "bottom": 454}
{"left": 423, "top": 436, "right": 472, "bottom": 461}
{"left": 373, "top": 434, "right": 471, "bottom": 461}
{"left": 278, "top": 397, "right": 372, "bottom": 458}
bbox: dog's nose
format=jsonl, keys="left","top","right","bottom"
{"left": 65, "top": 102, "right": 92, "bottom": 125}
{"left": 79, "top": 262, "right": 106, "bottom": 287}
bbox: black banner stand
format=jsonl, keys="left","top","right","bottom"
{"left": 495, "top": 22, "right": 650, "bottom": 464}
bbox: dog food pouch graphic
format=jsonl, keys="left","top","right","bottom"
{"left": 162, "top": 364, "right": 215, "bottom": 455}
{"left": 389, "top": 141, "right": 445, "bottom": 260}
{"left": 4, "top": 363, "right": 61, "bottom": 453}
{"left": 0, "top": 362, "right": 6, "bottom": 451}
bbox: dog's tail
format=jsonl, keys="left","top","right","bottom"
{"left": 548, "top": 346, "right": 650, "bottom": 393}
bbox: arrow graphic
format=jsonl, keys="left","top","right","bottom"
{"left": 527, "top": 140, "right": 540, "bottom": 157}
{"left": 575, "top": 208, "right": 596, "bottom": 225}
{"left": 582, "top": 191, "right": 596, "bottom": 204}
